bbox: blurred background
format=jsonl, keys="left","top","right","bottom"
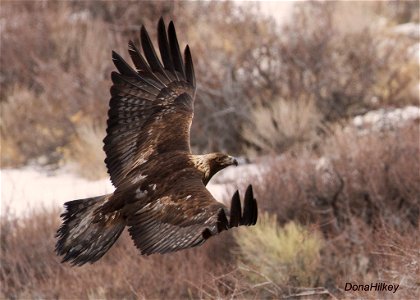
{"left": 1, "top": 1, "right": 419, "bottom": 299}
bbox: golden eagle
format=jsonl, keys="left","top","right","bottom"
{"left": 56, "top": 18, "right": 258, "bottom": 266}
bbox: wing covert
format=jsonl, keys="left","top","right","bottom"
{"left": 123, "top": 179, "right": 257, "bottom": 255}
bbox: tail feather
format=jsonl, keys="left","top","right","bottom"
{"left": 55, "top": 195, "right": 125, "bottom": 266}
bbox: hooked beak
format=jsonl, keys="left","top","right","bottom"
{"left": 230, "top": 156, "right": 238, "bottom": 167}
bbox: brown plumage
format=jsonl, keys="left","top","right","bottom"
{"left": 55, "top": 18, "right": 258, "bottom": 266}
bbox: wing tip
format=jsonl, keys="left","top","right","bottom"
{"left": 111, "top": 50, "right": 119, "bottom": 60}
{"left": 229, "top": 190, "right": 241, "bottom": 228}
{"left": 111, "top": 51, "right": 138, "bottom": 77}
{"left": 184, "top": 44, "right": 195, "bottom": 88}
{"left": 245, "top": 184, "right": 253, "bottom": 198}
{"left": 158, "top": 16, "right": 165, "bottom": 29}
{"left": 140, "top": 24, "right": 147, "bottom": 36}
{"left": 128, "top": 40, "right": 136, "bottom": 50}
{"left": 168, "top": 20, "right": 175, "bottom": 32}
{"left": 229, "top": 184, "right": 257, "bottom": 227}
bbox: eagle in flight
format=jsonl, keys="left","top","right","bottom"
{"left": 56, "top": 18, "right": 258, "bottom": 266}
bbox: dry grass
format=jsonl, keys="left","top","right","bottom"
{"left": 0, "top": 208, "right": 242, "bottom": 299}
{"left": 252, "top": 122, "right": 420, "bottom": 231}
{"left": 243, "top": 98, "right": 323, "bottom": 155}
{"left": 1, "top": 1, "right": 418, "bottom": 299}
{"left": 0, "top": 3, "right": 117, "bottom": 168}
{"left": 343, "top": 226, "right": 420, "bottom": 299}
{"left": 2, "top": 122, "right": 418, "bottom": 299}
{"left": 0, "top": 1, "right": 276, "bottom": 167}
{"left": 1, "top": 1, "right": 417, "bottom": 169}
{"left": 244, "top": 122, "right": 420, "bottom": 299}
{"left": 60, "top": 123, "right": 108, "bottom": 180}
{"left": 240, "top": 1, "right": 418, "bottom": 155}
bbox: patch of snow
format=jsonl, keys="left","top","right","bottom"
{"left": 351, "top": 105, "right": 420, "bottom": 134}
{"left": 1, "top": 167, "right": 114, "bottom": 217}
{"left": 210, "top": 162, "right": 266, "bottom": 185}
{"left": 0, "top": 167, "right": 238, "bottom": 217}
{"left": 392, "top": 23, "right": 420, "bottom": 40}
{"left": 68, "top": 10, "right": 91, "bottom": 24}
{"left": 408, "top": 42, "right": 420, "bottom": 62}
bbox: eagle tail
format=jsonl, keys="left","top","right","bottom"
{"left": 55, "top": 195, "right": 125, "bottom": 266}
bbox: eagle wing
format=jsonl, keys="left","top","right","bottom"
{"left": 122, "top": 180, "right": 258, "bottom": 255}
{"left": 104, "top": 18, "right": 258, "bottom": 255}
{"left": 104, "top": 18, "right": 196, "bottom": 187}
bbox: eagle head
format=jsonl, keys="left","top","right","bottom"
{"left": 212, "top": 153, "right": 238, "bottom": 168}
{"left": 206, "top": 153, "right": 238, "bottom": 184}
{"left": 191, "top": 153, "right": 238, "bottom": 185}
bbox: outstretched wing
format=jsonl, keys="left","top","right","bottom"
{"left": 123, "top": 183, "right": 257, "bottom": 255}
{"left": 104, "top": 18, "right": 196, "bottom": 187}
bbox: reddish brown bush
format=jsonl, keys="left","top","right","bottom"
{"left": 245, "top": 123, "right": 419, "bottom": 298}
{"left": 1, "top": 124, "right": 418, "bottom": 299}
{"left": 240, "top": 2, "right": 417, "bottom": 155}
{"left": 2, "top": 1, "right": 416, "bottom": 168}
{"left": 253, "top": 123, "right": 419, "bottom": 232}
{"left": 0, "top": 208, "right": 242, "bottom": 299}
{"left": 0, "top": 1, "right": 276, "bottom": 167}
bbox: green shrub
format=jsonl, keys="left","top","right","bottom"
{"left": 235, "top": 212, "right": 324, "bottom": 287}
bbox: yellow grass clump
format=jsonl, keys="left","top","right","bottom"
{"left": 235, "top": 212, "right": 324, "bottom": 287}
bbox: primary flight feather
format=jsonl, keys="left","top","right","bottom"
{"left": 56, "top": 18, "right": 258, "bottom": 266}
